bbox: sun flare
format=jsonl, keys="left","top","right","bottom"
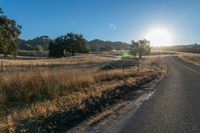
{"left": 145, "top": 27, "right": 173, "bottom": 46}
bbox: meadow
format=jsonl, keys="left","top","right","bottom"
{"left": 0, "top": 53, "right": 166, "bottom": 132}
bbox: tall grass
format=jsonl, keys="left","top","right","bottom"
{"left": 0, "top": 69, "right": 94, "bottom": 104}
{"left": 0, "top": 55, "right": 166, "bottom": 131}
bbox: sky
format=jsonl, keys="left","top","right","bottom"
{"left": 1, "top": 0, "right": 200, "bottom": 45}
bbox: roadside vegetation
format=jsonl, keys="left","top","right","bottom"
{"left": 179, "top": 54, "right": 200, "bottom": 66}
{"left": 0, "top": 54, "right": 166, "bottom": 132}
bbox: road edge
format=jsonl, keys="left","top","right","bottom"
{"left": 68, "top": 70, "right": 167, "bottom": 133}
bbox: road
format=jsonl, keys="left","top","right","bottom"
{"left": 119, "top": 56, "right": 200, "bottom": 133}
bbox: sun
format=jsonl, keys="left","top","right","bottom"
{"left": 145, "top": 27, "right": 173, "bottom": 46}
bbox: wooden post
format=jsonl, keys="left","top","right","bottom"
{"left": 123, "top": 65, "right": 125, "bottom": 75}
{"left": 137, "top": 61, "right": 140, "bottom": 72}
{"left": 1, "top": 61, "right": 3, "bottom": 73}
{"left": 141, "top": 59, "right": 143, "bottom": 69}
{"left": 122, "top": 64, "right": 126, "bottom": 84}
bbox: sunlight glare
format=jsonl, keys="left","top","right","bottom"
{"left": 145, "top": 27, "right": 173, "bottom": 46}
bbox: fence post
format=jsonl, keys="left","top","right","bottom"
{"left": 137, "top": 61, "right": 140, "bottom": 72}
{"left": 141, "top": 59, "right": 144, "bottom": 69}
{"left": 122, "top": 64, "right": 125, "bottom": 83}
{"left": 1, "top": 61, "right": 3, "bottom": 73}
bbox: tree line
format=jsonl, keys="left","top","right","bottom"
{"left": 48, "top": 36, "right": 151, "bottom": 58}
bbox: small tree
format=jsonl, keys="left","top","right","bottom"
{"left": 0, "top": 8, "right": 21, "bottom": 56}
{"left": 130, "top": 39, "right": 151, "bottom": 58}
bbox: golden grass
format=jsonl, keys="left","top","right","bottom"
{"left": 0, "top": 69, "right": 94, "bottom": 104}
{"left": 0, "top": 54, "right": 166, "bottom": 131}
{"left": 86, "top": 102, "right": 127, "bottom": 126}
{"left": 87, "top": 110, "right": 113, "bottom": 126}
{"left": 179, "top": 54, "right": 200, "bottom": 66}
{"left": 1, "top": 54, "right": 117, "bottom": 67}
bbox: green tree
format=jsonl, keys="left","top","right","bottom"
{"left": 130, "top": 39, "right": 151, "bottom": 58}
{"left": 48, "top": 33, "right": 90, "bottom": 57}
{"left": 34, "top": 45, "right": 44, "bottom": 51}
{"left": 48, "top": 40, "right": 63, "bottom": 57}
{"left": 64, "top": 33, "right": 89, "bottom": 56}
{"left": 0, "top": 8, "right": 21, "bottom": 56}
{"left": 48, "top": 41, "right": 56, "bottom": 57}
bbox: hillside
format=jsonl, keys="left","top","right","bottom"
{"left": 159, "top": 44, "right": 200, "bottom": 53}
{"left": 19, "top": 37, "right": 130, "bottom": 52}
{"left": 88, "top": 39, "right": 130, "bottom": 52}
{"left": 19, "top": 36, "right": 52, "bottom": 50}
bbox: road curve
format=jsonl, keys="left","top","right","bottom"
{"left": 119, "top": 56, "right": 200, "bottom": 133}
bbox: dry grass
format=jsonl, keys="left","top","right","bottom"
{"left": 179, "top": 54, "right": 200, "bottom": 66}
{"left": 1, "top": 54, "right": 117, "bottom": 67}
{"left": 0, "top": 54, "right": 166, "bottom": 131}
{"left": 87, "top": 110, "right": 113, "bottom": 126}
{"left": 0, "top": 69, "right": 94, "bottom": 104}
{"left": 86, "top": 102, "right": 127, "bottom": 126}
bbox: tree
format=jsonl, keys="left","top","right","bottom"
{"left": 130, "top": 39, "right": 151, "bottom": 58}
{"left": 48, "top": 33, "right": 90, "bottom": 57}
{"left": 34, "top": 45, "right": 44, "bottom": 51}
{"left": 64, "top": 33, "right": 89, "bottom": 56}
{"left": 48, "top": 40, "right": 63, "bottom": 57}
{"left": 0, "top": 8, "right": 21, "bottom": 56}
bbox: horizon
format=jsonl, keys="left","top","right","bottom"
{"left": 1, "top": 0, "right": 200, "bottom": 45}
{"left": 19, "top": 35, "right": 200, "bottom": 47}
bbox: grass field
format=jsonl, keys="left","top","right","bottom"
{"left": 179, "top": 53, "right": 200, "bottom": 66}
{"left": 0, "top": 53, "right": 166, "bottom": 132}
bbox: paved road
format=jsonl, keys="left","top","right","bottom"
{"left": 119, "top": 56, "right": 200, "bottom": 133}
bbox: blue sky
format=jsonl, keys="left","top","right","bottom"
{"left": 1, "top": 0, "right": 200, "bottom": 44}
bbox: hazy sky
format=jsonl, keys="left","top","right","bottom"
{"left": 1, "top": 0, "right": 200, "bottom": 44}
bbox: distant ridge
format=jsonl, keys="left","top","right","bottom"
{"left": 19, "top": 36, "right": 52, "bottom": 50}
{"left": 160, "top": 44, "right": 200, "bottom": 53}
{"left": 19, "top": 37, "right": 130, "bottom": 52}
{"left": 88, "top": 39, "right": 130, "bottom": 52}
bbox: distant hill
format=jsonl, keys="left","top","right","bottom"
{"left": 19, "top": 36, "right": 52, "bottom": 51}
{"left": 160, "top": 44, "right": 200, "bottom": 54}
{"left": 19, "top": 37, "right": 130, "bottom": 52}
{"left": 88, "top": 39, "right": 130, "bottom": 52}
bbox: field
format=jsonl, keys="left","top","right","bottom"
{"left": 179, "top": 53, "right": 200, "bottom": 66}
{"left": 0, "top": 53, "right": 166, "bottom": 132}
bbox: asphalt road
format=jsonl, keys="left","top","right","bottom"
{"left": 119, "top": 56, "right": 200, "bottom": 133}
